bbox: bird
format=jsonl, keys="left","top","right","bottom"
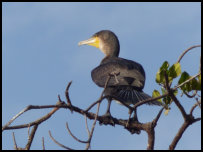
{"left": 78, "top": 30, "right": 162, "bottom": 120}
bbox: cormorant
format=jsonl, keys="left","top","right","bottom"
{"left": 78, "top": 30, "right": 161, "bottom": 118}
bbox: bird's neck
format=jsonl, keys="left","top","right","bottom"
{"left": 103, "top": 49, "right": 119, "bottom": 57}
{"left": 100, "top": 56, "right": 116, "bottom": 65}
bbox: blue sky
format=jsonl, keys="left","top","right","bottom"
{"left": 2, "top": 2, "right": 201, "bottom": 150}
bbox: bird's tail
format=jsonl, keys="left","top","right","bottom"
{"left": 105, "top": 87, "right": 163, "bottom": 106}
{"left": 131, "top": 90, "right": 162, "bottom": 106}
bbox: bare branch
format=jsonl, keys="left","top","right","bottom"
{"left": 177, "top": 45, "right": 201, "bottom": 63}
{"left": 12, "top": 132, "right": 18, "bottom": 150}
{"left": 146, "top": 108, "right": 164, "bottom": 150}
{"left": 146, "top": 125, "right": 155, "bottom": 150}
{"left": 85, "top": 95, "right": 108, "bottom": 112}
{"left": 25, "top": 125, "right": 38, "bottom": 150}
{"left": 190, "top": 100, "right": 201, "bottom": 115}
{"left": 42, "top": 137, "right": 45, "bottom": 150}
{"left": 164, "top": 65, "right": 201, "bottom": 150}
{"left": 169, "top": 121, "right": 189, "bottom": 150}
{"left": 85, "top": 102, "right": 101, "bottom": 150}
{"left": 169, "top": 116, "right": 201, "bottom": 150}
{"left": 183, "top": 90, "right": 198, "bottom": 98}
{"left": 49, "top": 130, "right": 74, "bottom": 150}
{"left": 65, "top": 81, "right": 73, "bottom": 113}
{"left": 65, "top": 93, "right": 102, "bottom": 149}
{"left": 2, "top": 106, "right": 32, "bottom": 131}
{"left": 3, "top": 47, "right": 201, "bottom": 150}
{"left": 164, "top": 71, "right": 188, "bottom": 120}
{"left": 65, "top": 122, "right": 88, "bottom": 144}
{"left": 84, "top": 115, "right": 90, "bottom": 136}
{"left": 195, "top": 97, "right": 201, "bottom": 109}
{"left": 3, "top": 102, "right": 64, "bottom": 130}
{"left": 86, "top": 75, "right": 112, "bottom": 112}
{"left": 133, "top": 93, "right": 167, "bottom": 109}
{"left": 153, "top": 107, "right": 164, "bottom": 125}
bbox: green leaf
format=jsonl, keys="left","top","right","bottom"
{"left": 160, "top": 61, "right": 170, "bottom": 71}
{"left": 198, "top": 74, "right": 201, "bottom": 82}
{"left": 198, "top": 74, "right": 201, "bottom": 89}
{"left": 178, "top": 72, "right": 190, "bottom": 91}
{"left": 156, "top": 61, "right": 169, "bottom": 84}
{"left": 155, "top": 70, "right": 162, "bottom": 84}
{"left": 178, "top": 72, "right": 201, "bottom": 92}
{"left": 168, "top": 62, "right": 181, "bottom": 79}
{"left": 152, "top": 90, "right": 162, "bottom": 102}
{"left": 163, "top": 96, "right": 172, "bottom": 105}
{"left": 178, "top": 72, "right": 190, "bottom": 83}
{"left": 191, "top": 78, "right": 201, "bottom": 90}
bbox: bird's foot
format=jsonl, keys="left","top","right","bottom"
{"left": 125, "top": 116, "right": 140, "bottom": 134}
{"left": 126, "top": 109, "right": 139, "bottom": 127}
{"left": 99, "top": 112, "right": 115, "bottom": 126}
{"left": 126, "top": 115, "right": 139, "bottom": 127}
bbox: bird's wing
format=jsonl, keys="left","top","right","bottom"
{"left": 91, "top": 58, "right": 146, "bottom": 89}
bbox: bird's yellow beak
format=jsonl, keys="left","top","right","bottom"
{"left": 78, "top": 36, "right": 100, "bottom": 48}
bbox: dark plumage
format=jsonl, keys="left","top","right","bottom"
{"left": 78, "top": 30, "right": 162, "bottom": 117}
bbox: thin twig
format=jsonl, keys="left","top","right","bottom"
{"left": 164, "top": 71, "right": 188, "bottom": 119}
{"left": 27, "top": 124, "right": 30, "bottom": 139}
{"left": 66, "top": 122, "right": 88, "bottom": 143}
{"left": 3, "top": 102, "right": 63, "bottom": 130}
{"left": 173, "top": 72, "right": 201, "bottom": 90}
{"left": 65, "top": 81, "right": 73, "bottom": 113}
{"left": 190, "top": 100, "right": 201, "bottom": 115}
{"left": 49, "top": 130, "right": 74, "bottom": 150}
{"left": 42, "top": 137, "right": 45, "bottom": 150}
{"left": 177, "top": 45, "right": 201, "bottom": 63}
{"left": 133, "top": 93, "right": 167, "bottom": 109}
{"left": 84, "top": 115, "right": 90, "bottom": 136}
{"left": 85, "top": 102, "right": 101, "bottom": 150}
{"left": 64, "top": 75, "right": 110, "bottom": 149}
{"left": 152, "top": 107, "right": 164, "bottom": 125}
{"left": 183, "top": 90, "right": 198, "bottom": 98}
{"left": 85, "top": 75, "right": 112, "bottom": 112}
{"left": 195, "top": 97, "right": 201, "bottom": 109}
{"left": 85, "top": 95, "right": 109, "bottom": 112}
{"left": 2, "top": 106, "right": 32, "bottom": 131}
{"left": 25, "top": 125, "right": 38, "bottom": 150}
{"left": 12, "top": 132, "right": 18, "bottom": 150}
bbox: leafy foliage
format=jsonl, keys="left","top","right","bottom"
{"left": 154, "top": 60, "right": 200, "bottom": 109}
{"left": 178, "top": 72, "right": 201, "bottom": 92}
{"left": 156, "top": 61, "right": 181, "bottom": 85}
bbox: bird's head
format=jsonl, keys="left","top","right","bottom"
{"left": 78, "top": 30, "right": 120, "bottom": 57}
